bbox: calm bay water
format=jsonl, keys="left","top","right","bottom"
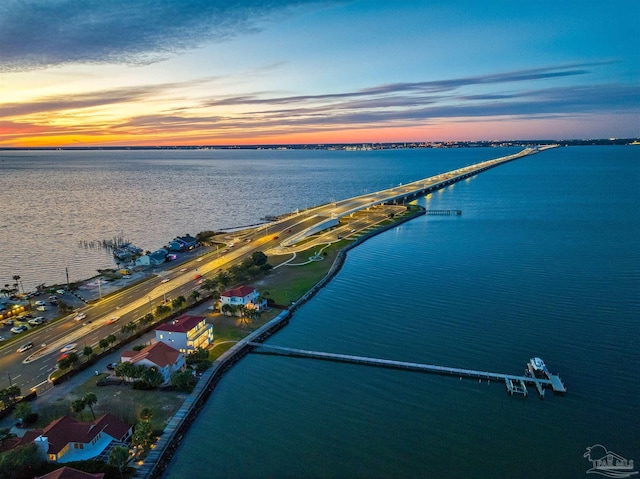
{"left": 2, "top": 147, "right": 638, "bottom": 478}
{"left": 1, "top": 148, "right": 498, "bottom": 290}
{"left": 161, "top": 146, "right": 639, "bottom": 479}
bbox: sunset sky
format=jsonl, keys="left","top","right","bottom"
{"left": 1, "top": 0, "right": 638, "bottom": 147}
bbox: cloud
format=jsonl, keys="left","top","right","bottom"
{"left": 0, "top": 0, "right": 327, "bottom": 72}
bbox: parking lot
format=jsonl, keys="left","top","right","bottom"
{"left": 0, "top": 290, "right": 86, "bottom": 342}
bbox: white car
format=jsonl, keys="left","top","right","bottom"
{"left": 74, "top": 312, "right": 87, "bottom": 321}
{"left": 106, "top": 316, "right": 120, "bottom": 324}
{"left": 36, "top": 306, "right": 46, "bottom": 312}
{"left": 161, "top": 278, "right": 170, "bottom": 283}
{"left": 11, "top": 325, "right": 28, "bottom": 334}
{"left": 28, "top": 317, "right": 45, "bottom": 326}
{"left": 34, "top": 300, "right": 46, "bottom": 306}
{"left": 60, "top": 343, "right": 77, "bottom": 353}
{"left": 17, "top": 342, "right": 33, "bottom": 353}
{"left": 56, "top": 289, "right": 65, "bottom": 295}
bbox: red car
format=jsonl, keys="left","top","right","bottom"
{"left": 193, "top": 274, "right": 202, "bottom": 280}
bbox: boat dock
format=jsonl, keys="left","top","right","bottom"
{"left": 424, "top": 209, "right": 462, "bottom": 215}
{"left": 248, "top": 342, "right": 567, "bottom": 399}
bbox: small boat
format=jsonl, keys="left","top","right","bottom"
{"left": 530, "top": 357, "right": 548, "bottom": 372}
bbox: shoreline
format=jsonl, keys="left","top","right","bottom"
{"left": 135, "top": 206, "right": 425, "bottom": 478}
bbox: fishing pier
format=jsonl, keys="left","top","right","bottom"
{"left": 248, "top": 342, "right": 567, "bottom": 399}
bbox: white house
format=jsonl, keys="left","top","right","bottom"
{"left": 120, "top": 341, "right": 186, "bottom": 385}
{"left": 155, "top": 314, "right": 214, "bottom": 354}
{"left": 219, "top": 285, "right": 266, "bottom": 311}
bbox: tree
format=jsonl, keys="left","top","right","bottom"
{"left": 71, "top": 398, "right": 86, "bottom": 420}
{"left": 99, "top": 338, "right": 110, "bottom": 350}
{"left": 82, "top": 345, "right": 94, "bottom": 357}
{"left": 12, "top": 275, "right": 22, "bottom": 294}
{"left": 67, "top": 352, "right": 79, "bottom": 366}
{"left": 170, "top": 370, "right": 197, "bottom": 393}
{"left": 106, "top": 334, "right": 117, "bottom": 346}
{"left": 83, "top": 392, "right": 98, "bottom": 420}
{"left": 139, "top": 312, "right": 154, "bottom": 326}
{"left": 115, "top": 362, "right": 138, "bottom": 382}
{"left": 171, "top": 295, "right": 186, "bottom": 310}
{"left": 189, "top": 290, "right": 201, "bottom": 304}
{"left": 140, "top": 367, "right": 164, "bottom": 388}
{"left": 251, "top": 251, "right": 268, "bottom": 266}
{"left": 215, "top": 270, "right": 231, "bottom": 289}
{"left": 221, "top": 303, "right": 233, "bottom": 316}
{"left": 12, "top": 402, "right": 31, "bottom": 422}
{"left": 108, "top": 445, "right": 130, "bottom": 477}
{"left": 155, "top": 304, "right": 171, "bottom": 317}
{"left": 0, "top": 443, "right": 46, "bottom": 479}
{"left": 131, "top": 420, "right": 153, "bottom": 452}
{"left": 57, "top": 356, "right": 71, "bottom": 370}
{"left": 199, "top": 278, "right": 218, "bottom": 294}
{"left": 138, "top": 407, "right": 153, "bottom": 422}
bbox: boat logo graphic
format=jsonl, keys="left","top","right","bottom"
{"left": 584, "top": 444, "right": 637, "bottom": 478}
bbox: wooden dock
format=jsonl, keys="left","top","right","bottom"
{"left": 248, "top": 342, "right": 567, "bottom": 399}
{"left": 424, "top": 209, "right": 462, "bottom": 215}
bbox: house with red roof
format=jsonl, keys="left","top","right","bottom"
{"left": 16, "top": 413, "right": 132, "bottom": 463}
{"left": 154, "top": 314, "right": 213, "bottom": 354}
{"left": 121, "top": 340, "right": 186, "bottom": 384}
{"left": 220, "top": 285, "right": 266, "bottom": 312}
{"left": 36, "top": 466, "right": 105, "bottom": 479}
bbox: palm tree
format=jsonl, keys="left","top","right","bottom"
{"left": 99, "top": 338, "right": 110, "bottom": 350}
{"left": 83, "top": 392, "right": 98, "bottom": 419}
{"left": 215, "top": 271, "right": 231, "bottom": 290}
{"left": 189, "top": 290, "right": 201, "bottom": 304}
{"left": 82, "top": 345, "right": 93, "bottom": 357}
{"left": 138, "top": 407, "right": 153, "bottom": 423}
{"left": 12, "top": 275, "right": 22, "bottom": 295}
{"left": 71, "top": 399, "right": 86, "bottom": 420}
{"left": 108, "top": 445, "right": 130, "bottom": 477}
{"left": 106, "top": 334, "right": 117, "bottom": 346}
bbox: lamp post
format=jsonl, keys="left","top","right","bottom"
{"left": 97, "top": 277, "right": 102, "bottom": 300}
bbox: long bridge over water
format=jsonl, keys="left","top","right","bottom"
{"left": 282, "top": 145, "right": 557, "bottom": 246}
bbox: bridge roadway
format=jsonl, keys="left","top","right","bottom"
{"left": 247, "top": 342, "right": 567, "bottom": 396}
{"left": 281, "top": 146, "right": 551, "bottom": 246}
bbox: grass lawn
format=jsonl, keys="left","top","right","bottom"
{"left": 35, "top": 374, "right": 187, "bottom": 433}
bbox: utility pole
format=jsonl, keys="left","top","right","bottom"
{"left": 66, "top": 267, "right": 70, "bottom": 290}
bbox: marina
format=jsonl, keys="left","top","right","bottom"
{"left": 247, "top": 343, "right": 567, "bottom": 399}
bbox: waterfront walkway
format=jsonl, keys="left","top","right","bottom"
{"left": 247, "top": 342, "right": 567, "bottom": 398}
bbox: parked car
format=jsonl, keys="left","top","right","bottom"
{"left": 0, "top": 336, "right": 6, "bottom": 341}
{"left": 10, "top": 325, "right": 28, "bottom": 334}
{"left": 4, "top": 319, "right": 14, "bottom": 326}
{"left": 106, "top": 362, "right": 118, "bottom": 370}
{"left": 28, "top": 317, "right": 45, "bottom": 326}
{"left": 34, "top": 300, "right": 46, "bottom": 306}
{"left": 56, "top": 289, "right": 65, "bottom": 295}
{"left": 74, "top": 312, "right": 87, "bottom": 321}
{"left": 17, "top": 342, "right": 33, "bottom": 353}
{"left": 36, "top": 306, "right": 46, "bottom": 312}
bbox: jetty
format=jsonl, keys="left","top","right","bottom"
{"left": 425, "top": 209, "right": 462, "bottom": 216}
{"left": 248, "top": 343, "right": 566, "bottom": 399}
